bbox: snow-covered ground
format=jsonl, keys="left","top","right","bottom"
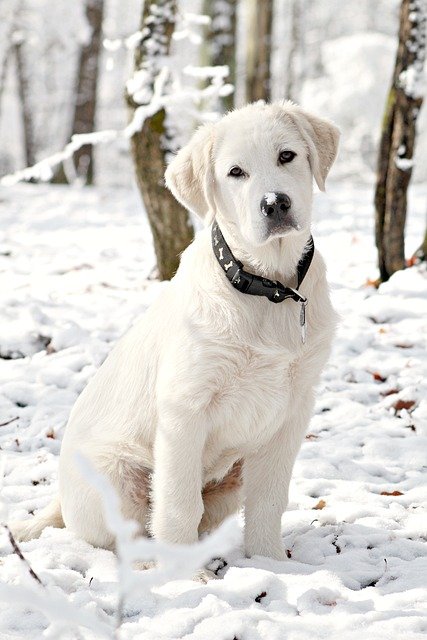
{"left": 0, "top": 182, "right": 426, "bottom": 639}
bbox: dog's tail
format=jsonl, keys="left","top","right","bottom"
{"left": 8, "top": 495, "right": 64, "bottom": 542}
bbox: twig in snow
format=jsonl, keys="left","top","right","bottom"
{"left": 0, "top": 417, "right": 19, "bottom": 427}
{"left": 4, "top": 524, "right": 43, "bottom": 586}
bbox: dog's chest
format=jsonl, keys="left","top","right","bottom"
{"left": 206, "top": 340, "right": 296, "bottom": 447}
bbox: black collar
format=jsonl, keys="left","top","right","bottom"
{"left": 211, "top": 220, "right": 314, "bottom": 305}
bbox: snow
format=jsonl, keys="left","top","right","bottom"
{"left": 1, "top": 180, "right": 426, "bottom": 638}
{"left": 399, "top": 65, "right": 426, "bottom": 99}
{"left": 264, "top": 192, "right": 277, "bottom": 205}
{"left": 395, "top": 156, "right": 415, "bottom": 171}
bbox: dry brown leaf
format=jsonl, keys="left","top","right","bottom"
{"left": 313, "top": 499, "right": 326, "bottom": 510}
{"left": 393, "top": 399, "right": 416, "bottom": 412}
{"left": 381, "top": 388, "right": 399, "bottom": 397}
{"left": 365, "top": 278, "right": 381, "bottom": 289}
{"left": 372, "top": 372, "right": 387, "bottom": 382}
{"left": 380, "top": 490, "right": 403, "bottom": 496}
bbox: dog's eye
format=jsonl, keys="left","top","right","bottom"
{"left": 228, "top": 166, "right": 245, "bottom": 178}
{"left": 278, "top": 150, "right": 296, "bottom": 164}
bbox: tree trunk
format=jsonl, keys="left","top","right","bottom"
{"left": 374, "top": 0, "right": 426, "bottom": 281}
{"left": 245, "top": 0, "right": 273, "bottom": 102}
{"left": 0, "top": 2, "right": 20, "bottom": 125}
{"left": 0, "top": 49, "right": 10, "bottom": 124}
{"left": 14, "top": 38, "right": 36, "bottom": 168}
{"left": 203, "top": 0, "right": 237, "bottom": 112}
{"left": 285, "top": 0, "right": 301, "bottom": 101}
{"left": 53, "top": 0, "right": 104, "bottom": 184}
{"left": 127, "top": 0, "right": 194, "bottom": 281}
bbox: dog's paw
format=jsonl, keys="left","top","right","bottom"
{"left": 245, "top": 543, "right": 287, "bottom": 562}
{"left": 7, "top": 520, "right": 37, "bottom": 542}
{"left": 206, "top": 557, "right": 227, "bottom": 575}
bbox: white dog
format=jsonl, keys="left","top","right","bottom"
{"left": 11, "top": 102, "right": 339, "bottom": 567}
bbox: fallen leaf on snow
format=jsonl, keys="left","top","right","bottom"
{"left": 381, "top": 388, "right": 399, "bottom": 397}
{"left": 371, "top": 372, "right": 387, "bottom": 382}
{"left": 313, "top": 499, "right": 326, "bottom": 510}
{"left": 380, "top": 490, "right": 403, "bottom": 496}
{"left": 365, "top": 278, "right": 381, "bottom": 288}
{"left": 392, "top": 399, "right": 416, "bottom": 412}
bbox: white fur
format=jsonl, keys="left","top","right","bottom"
{"left": 10, "top": 102, "right": 339, "bottom": 564}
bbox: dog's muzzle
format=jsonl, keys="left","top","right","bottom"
{"left": 260, "top": 191, "right": 298, "bottom": 234}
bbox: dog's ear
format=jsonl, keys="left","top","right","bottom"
{"left": 283, "top": 103, "right": 340, "bottom": 191}
{"left": 165, "top": 123, "right": 215, "bottom": 218}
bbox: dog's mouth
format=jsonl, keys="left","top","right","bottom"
{"left": 265, "top": 215, "right": 301, "bottom": 238}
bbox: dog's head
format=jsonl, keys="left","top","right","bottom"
{"left": 165, "top": 102, "right": 340, "bottom": 246}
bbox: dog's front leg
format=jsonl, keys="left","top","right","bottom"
{"left": 151, "top": 420, "right": 206, "bottom": 545}
{"left": 243, "top": 401, "right": 313, "bottom": 560}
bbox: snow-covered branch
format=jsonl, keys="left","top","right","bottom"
{"left": 1, "top": 9, "right": 233, "bottom": 187}
{"left": 1, "top": 130, "right": 119, "bottom": 185}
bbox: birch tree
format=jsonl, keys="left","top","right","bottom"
{"left": 245, "top": 0, "right": 273, "bottom": 102}
{"left": 126, "top": 0, "right": 194, "bottom": 281}
{"left": 374, "top": 0, "right": 426, "bottom": 281}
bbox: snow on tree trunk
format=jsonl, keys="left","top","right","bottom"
{"left": 374, "top": 0, "right": 426, "bottom": 281}
{"left": 245, "top": 0, "right": 273, "bottom": 102}
{"left": 14, "top": 36, "right": 36, "bottom": 168}
{"left": 202, "top": 0, "right": 237, "bottom": 112}
{"left": 126, "top": 0, "right": 194, "bottom": 282}
{"left": 52, "top": 0, "right": 104, "bottom": 185}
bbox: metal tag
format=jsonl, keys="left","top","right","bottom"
{"left": 300, "top": 300, "right": 308, "bottom": 344}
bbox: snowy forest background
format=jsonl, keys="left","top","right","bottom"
{"left": 1, "top": 0, "right": 426, "bottom": 187}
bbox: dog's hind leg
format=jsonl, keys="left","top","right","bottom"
{"left": 59, "top": 443, "right": 152, "bottom": 549}
{"left": 9, "top": 494, "right": 64, "bottom": 542}
{"left": 199, "top": 460, "right": 243, "bottom": 535}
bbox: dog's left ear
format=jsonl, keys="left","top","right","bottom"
{"left": 283, "top": 103, "right": 340, "bottom": 191}
{"left": 165, "top": 123, "right": 215, "bottom": 219}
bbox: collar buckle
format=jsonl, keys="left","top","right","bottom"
{"left": 231, "top": 267, "right": 253, "bottom": 293}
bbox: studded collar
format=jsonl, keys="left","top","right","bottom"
{"left": 211, "top": 220, "right": 315, "bottom": 342}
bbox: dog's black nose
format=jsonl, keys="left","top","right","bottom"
{"left": 260, "top": 192, "right": 292, "bottom": 217}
